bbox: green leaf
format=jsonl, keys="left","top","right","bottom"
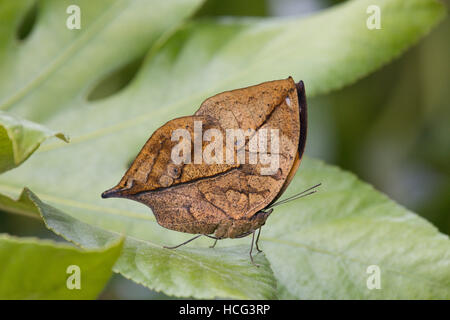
{"left": 0, "top": 111, "right": 68, "bottom": 173}
{"left": 0, "top": 187, "right": 41, "bottom": 219}
{"left": 0, "top": 0, "right": 447, "bottom": 299}
{"left": 263, "top": 157, "right": 450, "bottom": 299}
{"left": 26, "top": 188, "right": 277, "bottom": 300}
{"left": 0, "top": 233, "right": 123, "bottom": 299}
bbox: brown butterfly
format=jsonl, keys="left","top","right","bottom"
{"left": 102, "top": 77, "right": 318, "bottom": 264}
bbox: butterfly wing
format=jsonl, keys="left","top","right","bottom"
{"left": 102, "top": 115, "right": 238, "bottom": 198}
{"left": 103, "top": 78, "right": 304, "bottom": 238}
{"left": 267, "top": 80, "right": 307, "bottom": 206}
{"left": 189, "top": 77, "right": 302, "bottom": 219}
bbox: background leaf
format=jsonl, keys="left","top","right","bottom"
{"left": 0, "top": 111, "right": 68, "bottom": 173}
{"left": 0, "top": 0, "right": 447, "bottom": 299}
{"left": 0, "top": 233, "right": 123, "bottom": 299}
{"left": 0, "top": 0, "right": 205, "bottom": 119}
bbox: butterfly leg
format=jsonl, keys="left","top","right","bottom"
{"left": 163, "top": 234, "right": 202, "bottom": 249}
{"left": 203, "top": 234, "right": 222, "bottom": 248}
{"left": 255, "top": 227, "right": 263, "bottom": 253}
{"left": 209, "top": 239, "right": 218, "bottom": 248}
{"left": 249, "top": 231, "right": 259, "bottom": 267}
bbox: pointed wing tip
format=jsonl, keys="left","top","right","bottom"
{"left": 101, "top": 187, "right": 122, "bottom": 199}
{"left": 101, "top": 189, "right": 114, "bottom": 199}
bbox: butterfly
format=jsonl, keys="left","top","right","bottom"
{"left": 102, "top": 77, "right": 318, "bottom": 264}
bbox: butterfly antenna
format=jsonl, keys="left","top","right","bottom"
{"left": 267, "top": 183, "right": 321, "bottom": 209}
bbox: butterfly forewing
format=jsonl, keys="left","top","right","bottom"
{"left": 102, "top": 77, "right": 306, "bottom": 239}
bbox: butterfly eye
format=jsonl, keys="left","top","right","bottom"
{"left": 167, "top": 163, "right": 181, "bottom": 179}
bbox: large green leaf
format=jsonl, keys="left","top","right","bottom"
{"left": 22, "top": 188, "right": 277, "bottom": 299}
{"left": 0, "top": 111, "right": 68, "bottom": 173}
{"left": 0, "top": 233, "right": 123, "bottom": 299}
{"left": 264, "top": 157, "right": 450, "bottom": 299}
{"left": 0, "top": 0, "right": 447, "bottom": 299}
{"left": 0, "top": 0, "right": 205, "bottom": 119}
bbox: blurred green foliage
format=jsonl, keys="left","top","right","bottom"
{"left": 310, "top": 9, "right": 450, "bottom": 236}
{"left": 196, "top": 0, "right": 268, "bottom": 16}
{"left": 0, "top": 0, "right": 448, "bottom": 299}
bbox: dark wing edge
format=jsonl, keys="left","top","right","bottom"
{"left": 296, "top": 80, "right": 307, "bottom": 158}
